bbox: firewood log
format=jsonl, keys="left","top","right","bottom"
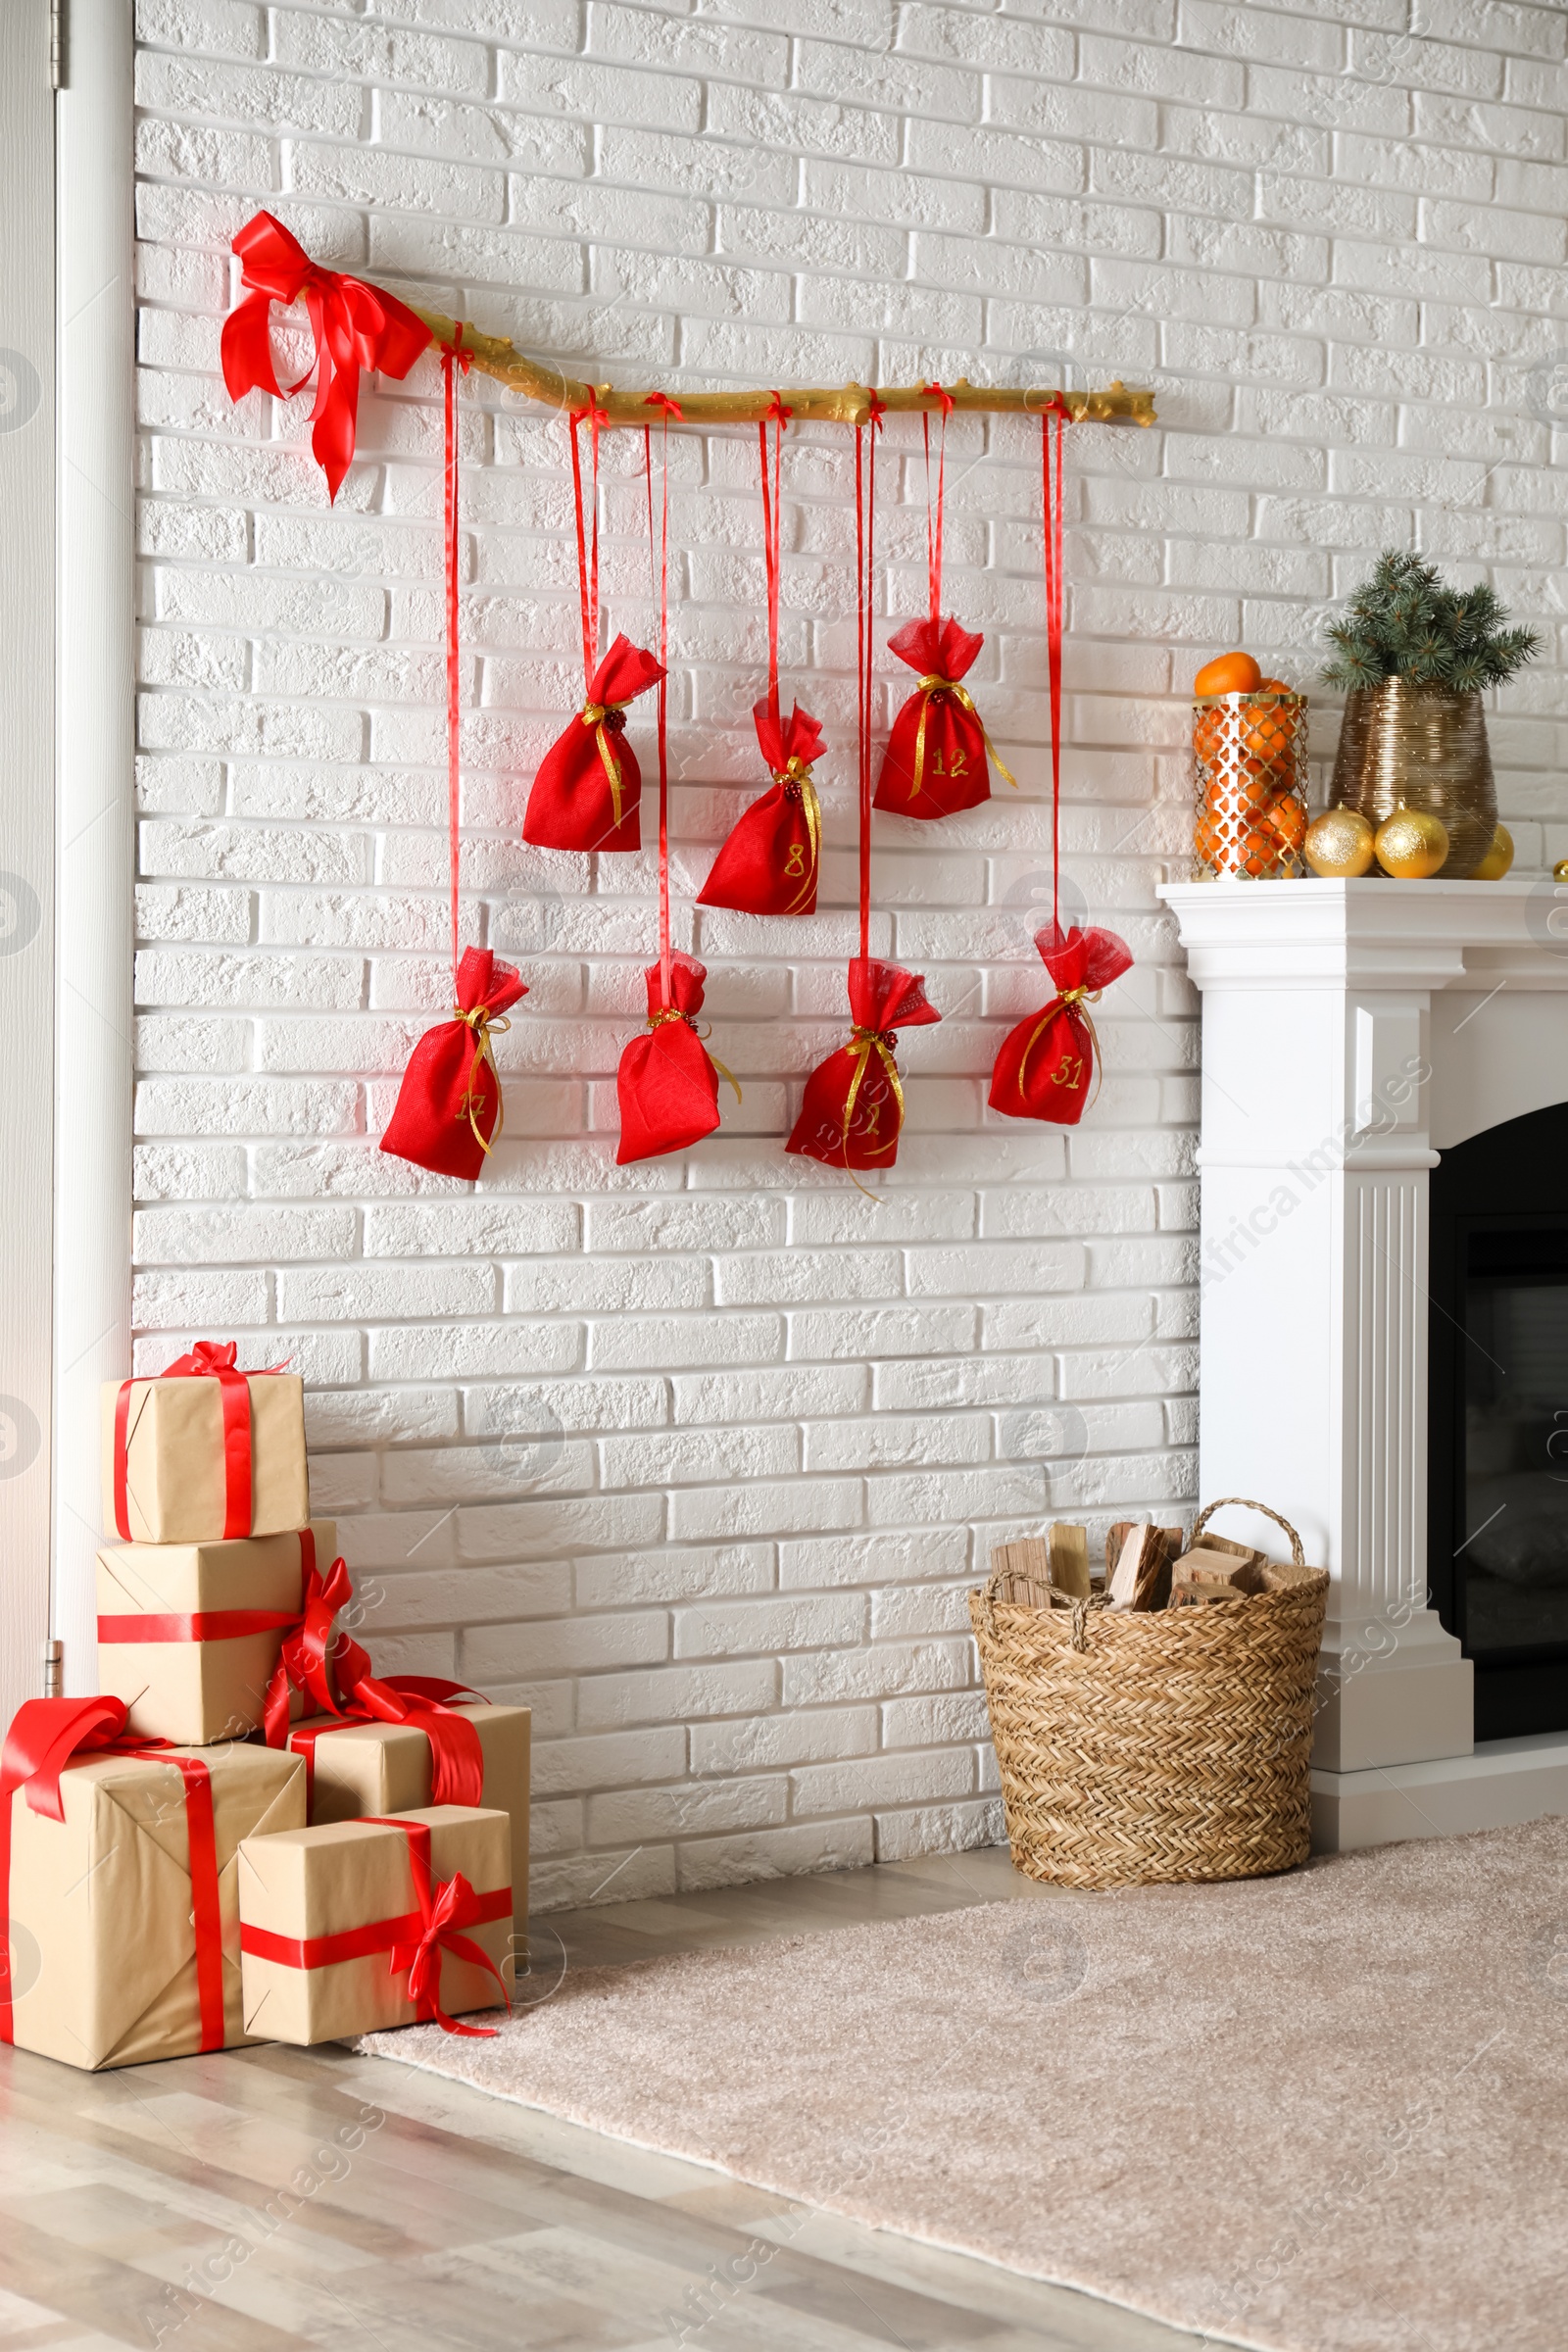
{"left": 1107, "top": 1524, "right": 1175, "bottom": 1611}
{"left": 1046, "top": 1522, "right": 1091, "bottom": 1599}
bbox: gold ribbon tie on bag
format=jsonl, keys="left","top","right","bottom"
{"left": 579, "top": 697, "right": 632, "bottom": 828}
{"left": 453, "top": 1003, "right": 512, "bottom": 1152}
{"left": 647, "top": 1006, "right": 742, "bottom": 1104}
{"left": 775, "top": 753, "right": 821, "bottom": 914}
{"left": 910, "top": 674, "right": 1019, "bottom": 800}
{"left": 841, "top": 1026, "right": 905, "bottom": 1162}
{"left": 1017, "top": 983, "right": 1102, "bottom": 1108}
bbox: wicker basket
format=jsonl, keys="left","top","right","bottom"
{"left": 971, "top": 1499, "right": 1330, "bottom": 1890}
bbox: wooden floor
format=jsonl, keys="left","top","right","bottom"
{"left": 0, "top": 1846, "right": 1208, "bottom": 2352}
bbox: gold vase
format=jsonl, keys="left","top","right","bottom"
{"left": 1328, "top": 677, "right": 1495, "bottom": 880}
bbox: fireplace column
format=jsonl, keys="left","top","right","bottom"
{"left": 1160, "top": 882, "right": 1475, "bottom": 1822}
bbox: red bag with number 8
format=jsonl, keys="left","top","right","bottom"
{"left": 988, "top": 921, "right": 1132, "bottom": 1128}
{"left": 698, "top": 699, "right": 823, "bottom": 917}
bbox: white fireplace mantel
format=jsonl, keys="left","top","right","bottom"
{"left": 1161, "top": 877, "right": 1568, "bottom": 1851}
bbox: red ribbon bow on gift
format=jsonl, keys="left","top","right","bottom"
{"left": 261, "top": 1546, "right": 352, "bottom": 1743}
{"left": 370, "top": 1817, "right": 511, "bottom": 2036}
{"left": 0, "top": 1697, "right": 224, "bottom": 2051}
{"left": 220, "top": 212, "right": 433, "bottom": 501}
{"left": 262, "top": 1544, "right": 486, "bottom": 1812}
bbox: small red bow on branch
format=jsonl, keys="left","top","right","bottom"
{"left": 221, "top": 212, "right": 433, "bottom": 501}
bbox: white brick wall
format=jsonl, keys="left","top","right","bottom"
{"left": 131, "top": 0, "right": 1568, "bottom": 1908}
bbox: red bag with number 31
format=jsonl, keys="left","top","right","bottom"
{"left": 988, "top": 922, "right": 1131, "bottom": 1128}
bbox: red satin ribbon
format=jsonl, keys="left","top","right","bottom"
{"left": 97, "top": 1609, "right": 302, "bottom": 1643}
{"left": 1040, "top": 401, "right": 1068, "bottom": 937}
{"left": 220, "top": 212, "right": 432, "bottom": 502}
{"left": 642, "top": 410, "right": 674, "bottom": 1004}
{"left": 758, "top": 405, "right": 786, "bottom": 732}
{"left": 0, "top": 1697, "right": 224, "bottom": 2052}
{"left": 113, "top": 1342, "right": 289, "bottom": 1544}
{"left": 568, "top": 398, "right": 611, "bottom": 692}
{"left": 443, "top": 325, "right": 473, "bottom": 987}
{"left": 854, "top": 394, "right": 885, "bottom": 967}
{"left": 284, "top": 1676, "right": 487, "bottom": 1822}
{"left": 240, "top": 1816, "right": 510, "bottom": 2037}
{"left": 256, "top": 1545, "right": 485, "bottom": 1815}
{"left": 261, "top": 1536, "right": 340, "bottom": 1742}
{"left": 99, "top": 1521, "right": 318, "bottom": 1685}
{"left": 922, "top": 382, "right": 953, "bottom": 633}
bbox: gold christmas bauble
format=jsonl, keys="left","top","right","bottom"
{"left": 1304, "top": 807, "right": 1376, "bottom": 878}
{"left": 1473, "top": 823, "right": 1514, "bottom": 881}
{"left": 1374, "top": 804, "right": 1449, "bottom": 879}
{"left": 1554, "top": 858, "right": 1568, "bottom": 885}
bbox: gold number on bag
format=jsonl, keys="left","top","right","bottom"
{"left": 862, "top": 1101, "right": 881, "bottom": 1135}
{"left": 934, "top": 750, "right": 968, "bottom": 778}
{"left": 784, "top": 844, "right": 806, "bottom": 876}
{"left": 1052, "top": 1057, "right": 1085, "bottom": 1091}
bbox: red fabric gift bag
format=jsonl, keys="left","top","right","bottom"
{"left": 521, "top": 633, "right": 663, "bottom": 856}
{"left": 698, "top": 698, "right": 824, "bottom": 917}
{"left": 874, "top": 614, "right": 1014, "bottom": 820}
{"left": 786, "top": 958, "right": 940, "bottom": 1173}
{"left": 616, "top": 953, "right": 739, "bottom": 1165}
{"left": 380, "top": 948, "right": 525, "bottom": 1179}
{"left": 988, "top": 921, "right": 1132, "bottom": 1128}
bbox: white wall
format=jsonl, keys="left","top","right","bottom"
{"left": 130, "top": 0, "right": 1568, "bottom": 1907}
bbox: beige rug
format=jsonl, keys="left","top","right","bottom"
{"left": 362, "top": 1818, "right": 1568, "bottom": 2352}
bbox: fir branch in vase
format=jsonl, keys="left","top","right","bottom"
{"left": 1320, "top": 551, "right": 1542, "bottom": 694}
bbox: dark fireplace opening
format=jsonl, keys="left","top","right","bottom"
{"left": 1430, "top": 1102, "right": 1568, "bottom": 1741}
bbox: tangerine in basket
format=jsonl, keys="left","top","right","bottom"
{"left": 1239, "top": 826, "right": 1278, "bottom": 876}
{"left": 1263, "top": 793, "right": 1306, "bottom": 853}
{"left": 1207, "top": 765, "right": 1274, "bottom": 816}
{"left": 1194, "top": 810, "right": 1226, "bottom": 866}
{"left": 1244, "top": 706, "right": 1296, "bottom": 762}
{"left": 1194, "top": 651, "right": 1261, "bottom": 697}
{"left": 1193, "top": 707, "right": 1225, "bottom": 762}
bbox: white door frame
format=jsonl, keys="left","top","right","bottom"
{"left": 52, "top": 0, "right": 135, "bottom": 1699}
{"left": 0, "top": 3, "right": 58, "bottom": 1726}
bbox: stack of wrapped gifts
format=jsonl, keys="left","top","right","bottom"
{"left": 0, "top": 1344, "right": 529, "bottom": 2071}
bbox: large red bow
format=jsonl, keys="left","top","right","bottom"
{"left": 220, "top": 212, "right": 433, "bottom": 502}
{"left": 264, "top": 1550, "right": 485, "bottom": 1812}
{"left": 2, "top": 1695, "right": 144, "bottom": 1823}
{"left": 1, "top": 1697, "right": 223, "bottom": 2051}
{"left": 372, "top": 1817, "right": 511, "bottom": 2036}
{"left": 262, "top": 1547, "right": 351, "bottom": 1743}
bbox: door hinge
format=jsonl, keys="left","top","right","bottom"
{"left": 42, "top": 1639, "right": 63, "bottom": 1698}
{"left": 51, "top": 0, "right": 66, "bottom": 90}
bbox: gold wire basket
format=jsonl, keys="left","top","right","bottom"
{"left": 1192, "top": 691, "right": 1308, "bottom": 880}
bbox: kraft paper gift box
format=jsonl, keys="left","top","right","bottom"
{"left": 238, "top": 1805, "right": 513, "bottom": 2046}
{"left": 95, "top": 1521, "right": 338, "bottom": 1745}
{"left": 2, "top": 1737, "right": 305, "bottom": 2072}
{"left": 102, "top": 1366, "right": 309, "bottom": 1544}
{"left": 288, "top": 1702, "right": 530, "bottom": 1927}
